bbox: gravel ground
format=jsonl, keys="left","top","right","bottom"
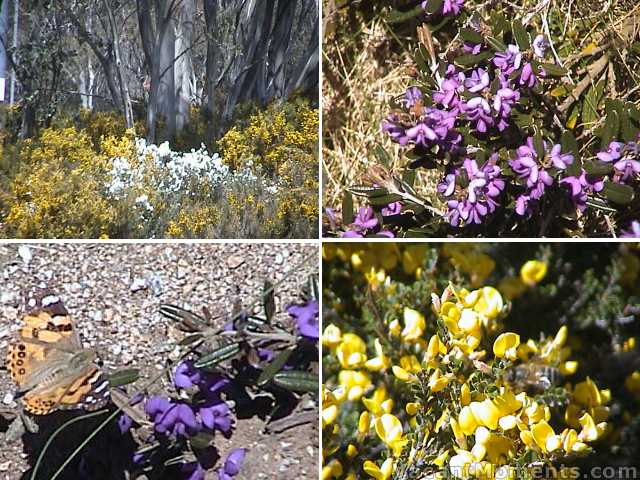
{"left": 0, "top": 242, "right": 319, "bottom": 480}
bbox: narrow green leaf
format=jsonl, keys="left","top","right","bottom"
{"left": 263, "top": 279, "right": 275, "bottom": 324}
{"left": 602, "top": 182, "right": 634, "bottom": 205}
{"left": 402, "top": 169, "right": 416, "bottom": 187}
{"left": 107, "top": 369, "right": 140, "bottom": 388}
{"left": 453, "top": 51, "right": 493, "bottom": 67}
{"left": 561, "top": 131, "right": 581, "bottom": 176}
{"left": 194, "top": 342, "right": 241, "bottom": 368}
{"left": 273, "top": 371, "right": 319, "bottom": 393}
{"left": 342, "top": 191, "right": 354, "bottom": 225}
{"left": 460, "top": 28, "right": 483, "bottom": 44}
{"left": 486, "top": 36, "right": 506, "bottom": 52}
{"left": 537, "top": 63, "right": 567, "bottom": 77}
{"left": 600, "top": 110, "right": 619, "bottom": 149}
{"left": 583, "top": 161, "right": 613, "bottom": 176}
{"left": 582, "top": 80, "right": 605, "bottom": 125}
{"left": 257, "top": 349, "right": 294, "bottom": 386}
{"left": 179, "top": 333, "right": 204, "bottom": 346}
{"left": 367, "top": 193, "right": 403, "bottom": 206}
{"left": 532, "top": 134, "right": 546, "bottom": 159}
{"left": 387, "top": 6, "right": 424, "bottom": 24}
{"left": 373, "top": 144, "right": 392, "bottom": 167}
{"left": 512, "top": 20, "right": 530, "bottom": 50}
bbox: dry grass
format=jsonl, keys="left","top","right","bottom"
{"left": 322, "top": 13, "right": 446, "bottom": 211}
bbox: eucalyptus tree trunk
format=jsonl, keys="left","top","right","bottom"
{"left": 173, "top": 0, "right": 194, "bottom": 132}
{"left": 203, "top": 0, "right": 219, "bottom": 139}
{"left": 0, "top": 0, "right": 8, "bottom": 102}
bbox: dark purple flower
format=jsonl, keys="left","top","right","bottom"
{"left": 199, "top": 401, "right": 233, "bottom": 434}
{"left": 218, "top": 448, "right": 247, "bottom": 480}
{"left": 438, "top": 156, "right": 505, "bottom": 226}
{"left": 620, "top": 220, "right": 640, "bottom": 238}
{"left": 342, "top": 207, "right": 395, "bottom": 238}
{"left": 433, "top": 66, "right": 466, "bottom": 110}
{"left": 118, "top": 413, "right": 133, "bottom": 434}
{"left": 182, "top": 462, "right": 205, "bottom": 480}
{"left": 145, "top": 397, "right": 201, "bottom": 438}
{"left": 560, "top": 170, "right": 604, "bottom": 211}
{"left": 509, "top": 137, "right": 573, "bottom": 215}
{"left": 287, "top": 300, "right": 319, "bottom": 340}
{"left": 493, "top": 45, "right": 522, "bottom": 75}
{"left": 463, "top": 41, "right": 482, "bottom": 55}
{"left": 174, "top": 360, "right": 202, "bottom": 389}
{"left": 382, "top": 201, "right": 402, "bottom": 216}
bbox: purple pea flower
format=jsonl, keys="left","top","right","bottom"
{"left": 342, "top": 206, "right": 395, "bottom": 238}
{"left": 597, "top": 140, "right": 640, "bottom": 182}
{"left": 463, "top": 41, "right": 482, "bottom": 55}
{"left": 519, "top": 62, "right": 542, "bottom": 87}
{"left": 509, "top": 137, "right": 573, "bottom": 215}
{"left": 464, "top": 68, "right": 490, "bottom": 93}
{"left": 621, "top": 221, "right": 640, "bottom": 238}
{"left": 422, "top": 0, "right": 464, "bottom": 16}
{"left": 433, "top": 65, "right": 465, "bottom": 109}
{"left": 287, "top": 299, "right": 319, "bottom": 340}
{"left": 463, "top": 96, "right": 493, "bottom": 133}
{"left": 493, "top": 86, "right": 520, "bottom": 131}
{"left": 438, "top": 156, "right": 505, "bottom": 226}
{"left": 118, "top": 413, "right": 133, "bottom": 434}
{"left": 532, "top": 34, "right": 549, "bottom": 58}
{"left": 174, "top": 360, "right": 202, "bottom": 389}
{"left": 403, "top": 87, "right": 423, "bottom": 108}
{"left": 217, "top": 448, "right": 247, "bottom": 480}
{"left": 493, "top": 45, "right": 522, "bottom": 75}
{"left": 382, "top": 201, "right": 402, "bottom": 216}
{"left": 199, "top": 401, "right": 233, "bottom": 434}
{"left": 182, "top": 462, "right": 205, "bottom": 480}
{"left": 144, "top": 396, "right": 201, "bottom": 438}
{"left": 560, "top": 170, "right": 604, "bottom": 211}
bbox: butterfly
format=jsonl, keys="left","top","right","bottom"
{"left": 5, "top": 296, "right": 110, "bottom": 415}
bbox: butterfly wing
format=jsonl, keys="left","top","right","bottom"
{"left": 23, "top": 366, "right": 110, "bottom": 415}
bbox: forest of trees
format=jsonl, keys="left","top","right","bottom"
{"left": 0, "top": 1, "right": 319, "bottom": 239}
{"left": 0, "top": 0, "right": 318, "bottom": 142}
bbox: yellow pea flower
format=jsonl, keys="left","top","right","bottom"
{"left": 392, "top": 365, "right": 416, "bottom": 383}
{"left": 336, "top": 333, "right": 367, "bottom": 369}
{"left": 578, "top": 412, "right": 606, "bottom": 441}
{"left": 469, "top": 287, "right": 504, "bottom": 320}
{"left": 401, "top": 308, "right": 426, "bottom": 342}
{"left": 365, "top": 339, "right": 391, "bottom": 372}
{"left": 520, "top": 260, "right": 547, "bottom": 286}
{"left": 460, "top": 383, "right": 471, "bottom": 406}
{"left": 359, "top": 411, "right": 371, "bottom": 433}
{"left": 493, "top": 332, "right": 521, "bottom": 360}
{"left": 429, "top": 368, "right": 450, "bottom": 393}
{"left": 458, "top": 405, "right": 479, "bottom": 436}
{"left": 469, "top": 399, "right": 501, "bottom": 430}
{"left": 362, "top": 385, "right": 391, "bottom": 416}
{"left": 400, "top": 355, "right": 422, "bottom": 374}
{"left": 531, "top": 420, "right": 561, "bottom": 453}
{"left": 346, "top": 444, "right": 358, "bottom": 457}
{"left": 375, "top": 414, "right": 408, "bottom": 456}
{"left": 560, "top": 360, "right": 578, "bottom": 376}
{"left": 338, "top": 370, "right": 371, "bottom": 401}
{"left": 322, "top": 324, "right": 342, "bottom": 348}
{"left": 425, "top": 334, "right": 448, "bottom": 365}
{"left": 388, "top": 319, "right": 401, "bottom": 337}
{"left": 363, "top": 458, "right": 394, "bottom": 480}
{"left": 322, "top": 404, "right": 338, "bottom": 427}
{"left": 406, "top": 402, "right": 421, "bottom": 416}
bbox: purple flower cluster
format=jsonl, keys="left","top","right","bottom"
{"left": 217, "top": 449, "right": 247, "bottom": 480}
{"left": 422, "top": 0, "right": 464, "bottom": 16}
{"left": 597, "top": 140, "right": 640, "bottom": 183}
{"left": 287, "top": 299, "right": 319, "bottom": 340}
{"left": 438, "top": 155, "right": 505, "bottom": 226}
{"left": 560, "top": 170, "right": 604, "bottom": 212}
{"left": 342, "top": 206, "right": 394, "bottom": 238}
{"left": 493, "top": 44, "right": 543, "bottom": 87}
{"left": 144, "top": 363, "right": 232, "bottom": 438}
{"left": 509, "top": 137, "right": 574, "bottom": 216}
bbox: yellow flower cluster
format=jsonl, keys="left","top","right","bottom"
{"left": 322, "top": 277, "right": 609, "bottom": 480}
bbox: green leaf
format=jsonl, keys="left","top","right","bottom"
{"left": 600, "top": 110, "right": 619, "bottom": 149}
{"left": 257, "top": 349, "right": 294, "bottom": 386}
{"left": 460, "top": 28, "right": 483, "bottom": 44}
{"left": 263, "top": 279, "right": 275, "bottom": 324}
{"left": 512, "top": 20, "right": 530, "bottom": 50}
{"left": 561, "top": 131, "right": 581, "bottom": 176}
{"left": 179, "top": 333, "right": 204, "bottom": 346}
{"left": 583, "top": 161, "right": 613, "bottom": 176}
{"left": 402, "top": 169, "right": 416, "bottom": 187}
{"left": 342, "top": 191, "right": 354, "bottom": 225}
{"left": 537, "top": 63, "right": 567, "bottom": 77}
{"left": 194, "top": 342, "right": 241, "bottom": 368}
{"left": 453, "top": 51, "right": 493, "bottom": 67}
{"left": 532, "top": 134, "right": 546, "bottom": 159}
{"left": 107, "top": 369, "right": 140, "bottom": 387}
{"left": 367, "top": 193, "right": 403, "bottom": 206}
{"left": 602, "top": 182, "right": 634, "bottom": 205}
{"left": 486, "top": 36, "right": 506, "bottom": 52}
{"left": 373, "top": 144, "right": 392, "bottom": 167}
{"left": 582, "top": 80, "right": 605, "bottom": 126}
{"left": 386, "top": 6, "right": 424, "bottom": 24}
{"left": 273, "top": 371, "right": 319, "bottom": 393}
{"left": 190, "top": 432, "right": 214, "bottom": 449}
{"left": 349, "top": 186, "right": 388, "bottom": 197}
{"left": 424, "top": 0, "right": 444, "bottom": 15}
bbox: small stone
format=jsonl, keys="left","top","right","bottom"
{"left": 147, "top": 274, "right": 163, "bottom": 296}
{"left": 111, "top": 344, "right": 123, "bottom": 356}
{"left": 18, "top": 245, "right": 32, "bottom": 264}
{"left": 0, "top": 461, "right": 10, "bottom": 472}
{"left": 275, "top": 253, "right": 284, "bottom": 264}
{"left": 0, "top": 291, "right": 16, "bottom": 306}
{"left": 3, "top": 392, "right": 15, "bottom": 405}
{"left": 280, "top": 441, "right": 292, "bottom": 449}
{"left": 306, "top": 446, "right": 315, "bottom": 457}
{"left": 130, "top": 278, "right": 148, "bottom": 292}
{"left": 227, "top": 255, "right": 245, "bottom": 269}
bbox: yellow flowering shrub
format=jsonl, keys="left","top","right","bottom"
{"left": 323, "top": 243, "right": 640, "bottom": 480}
{"left": 1, "top": 127, "right": 115, "bottom": 238}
